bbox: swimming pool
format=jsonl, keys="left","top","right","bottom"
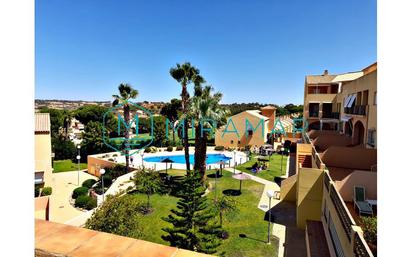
{"left": 143, "top": 153, "right": 231, "bottom": 164}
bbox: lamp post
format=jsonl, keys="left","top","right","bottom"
{"left": 266, "top": 190, "right": 275, "bottom": 244}
{"left": 233, "top": 151, "right": 237, "bottom": 174}
{"left": 76, "top": 155, "right": 81, "bottom": 186}
{"left": 140, "top": 151, "right": 144, "bottom": 168}
{"left": 280, "top": 147, "right": 285, "bottom": 173}
{"left": 100, "top": 168, "right": 106, "bottom": 202}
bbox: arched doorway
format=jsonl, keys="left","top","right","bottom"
{"left": 353, "top": 121, "right": 365, "bottom": 145}
{"left": 308, "top": 121, "right": 320, "bottom": 131}
{"left": 344, "top": 121, "right": 353, "bottom": 137}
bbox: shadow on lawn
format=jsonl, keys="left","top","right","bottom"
{"left": 222, "top": 189, "right": 241, "bottom": 196}
{"left": 206, "top": 173, "right": 223, "bottom": 179}
{"left": 238, "top": 233, "right": 267, "bottom": 243}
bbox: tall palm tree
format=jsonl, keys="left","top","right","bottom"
{"left": 112, "top": 83, "right": 139, "bottom": 172}
{"left": 170, "top": 62, "right": 205, "bottom": 172}
{"left": 189, "top": 85, "right": 228, "bottom": 180}
{"left": 62, "top": 110, "right": 73, "bottom": 139}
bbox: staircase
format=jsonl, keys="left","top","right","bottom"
{"left": 298, "top": 154, "right": 312, "bottom": 168}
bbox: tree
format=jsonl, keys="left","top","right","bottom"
{"left": 112, "top": 83, "right": 139, "bottom": 172}
{"left": 160, "top": 98, "right": 182, "bottom": 143}
{"left": 170, "top": 63, "right": 205, "bottom": 171}
{"left": 189, "top": 85, "right": 228, "bottom": 180}
{"left": 62, "top": 110, "right": 73, "bottom": 139}
{"left": 52, "top": 136, "right": 77, "bottom": 160}
{"left": 162, "top": 172, "right": 222, "bottom": 254}
{"left": 80, "top": 121, "right": 111, "bottom": 161}
{"left": 153, "top": 116, "right": 167, "bottom": 147}
{"left": 133, "top": 169, "right": 162, "bottom": 212}
{"left": 213, "top": 196, "right": 238, "bottom": 227}
{"left": 85, "top": 194, "right": 143, "bottom": 239}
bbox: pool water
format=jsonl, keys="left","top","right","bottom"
{"left": 143, "top": 153, "right": 231, "bottom": 164}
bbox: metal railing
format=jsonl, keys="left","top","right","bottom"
{"left": 344, "top": 105, "right": 367, "bottom": 116}
{"left": 324, "top": 170, "right": 331, "bottom": 192}
{"left": 322, "top": 112, "right": 340, "bottom": 119}
{"left": 330, "top": 185, "right": 355, "bottom": 241}
{"left": 354, "top": 232, "right": 374, "bottom": 257}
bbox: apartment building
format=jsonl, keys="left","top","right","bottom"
{"left": 304, "top": 70, "right": 364, "bottom": 131}
{"left": 35, "top": 113, "right": 53, "bottom": 186}
{"left": 279, "top": 63, "right": 377, "bottom": 257}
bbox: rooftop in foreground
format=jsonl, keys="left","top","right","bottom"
{"left": 35, "top": 219, "right": 212, "bottom": 257}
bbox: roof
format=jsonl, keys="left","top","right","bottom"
{"left": 245, "top": 110, "right": 269, "bottom": 121}
{"left": 306, "top": 71, "right": 364, "bottom": 85}
{"left": 261, "top": 105, "right": 276, "bottom": 110}
{"left": 35, "top": 219, "right": 212, "bottom": 257}
{"left": 35, "top": 113, "right": 50, "bottom": 133}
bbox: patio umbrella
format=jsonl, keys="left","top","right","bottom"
{"left": 161, "top": 157, "right": 174, "bottom": 175}
{"left": 232, "top": 173, "right": 251, "bottom": 194}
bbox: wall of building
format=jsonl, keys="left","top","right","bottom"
{"left": 35, "top": 196, "right": 49, "bottom": 221}
{"left": 335, "top": 170, "right": 377, "bottom": 202}
{"left": 87, "top": 155, "right": 116, "bottom": 177}
{"left": 35, "top": 134, "right": 52, "bottom": 185}
{"left": 215, "top": 112, "right": 268, "bottom": 147}
{"left": 296, "top": 167, "right": 324, "bottom": 229}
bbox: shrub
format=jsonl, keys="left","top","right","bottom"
{"left": 85, "top": 197, "right": 97, "bottom": 210}
{"left": 35, "top": 186, "right": 40, "bottom": 197}
{"left": 176, "top": 145, "right": 183, "bottom": 151}
{"left": 82, "top": 179, "right": 97, "bottom": 189}
{"left": 108, "top": 158, "right": 114, "bottom": 162}
{"left": 72, "top": 186, "right": 89, "bottom": 199}
{"left": 360, "top": 216, "right": 377, "bottom": 246}
{"left": 41, "top": 187, "right": 52, "bottom": 196}
{"left": 144, "top": 147, "right": 151, "bottom": 153}
{"left": 75, "top": 195, "right": 94, "bottom": 209}
{"left": 166, "top": 146, "right": 173, "bottom": 152}
{"left": 214, "top": 146, "right": 224, "bottom": 151}
{"left": 112, "top": 154, "right": 118, "bottom": 157}
{"left": 101, "top": 175, "right": 113, "bottom": 187}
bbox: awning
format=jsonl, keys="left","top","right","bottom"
{"left": 347, "top": 94, "right": 357, "bottom": 107}
{"left": 340, "top": 115, "right": 352, "bottom": 122}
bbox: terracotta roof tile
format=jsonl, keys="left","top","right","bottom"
{"left": 35, "top": 113, "right": 51, "bottom": 133}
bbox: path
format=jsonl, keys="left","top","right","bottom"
{"left": 48, "top": 170, "right": 97, "bottom": 224}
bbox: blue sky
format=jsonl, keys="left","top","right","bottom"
{"left": 35, "top": 0, "right": 376, "bottom": 105}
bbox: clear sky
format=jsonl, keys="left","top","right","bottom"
{"left": 35, "top": 0, "right": 376, "bottom": 105}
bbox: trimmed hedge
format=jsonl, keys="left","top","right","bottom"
{"left": 72, "top": 186, "right": 89, "bottom": 199}
{"left": 166, "top": 146, "right": 173, "bottom": 152}
{"left": 75, "top": 195, "right": 97, "bottom": 210}
{"left": 41, "top": 187, "right": 52, "bottom": 196}
{"left": 214, "top": 145, "right": 224, "bottom": 151}
{"left": 82, "top": 179, "right": 97, "bottom": 189}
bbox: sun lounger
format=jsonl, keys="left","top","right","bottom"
{"left": 353, "top": 186, "right": 373, "bottom": 216}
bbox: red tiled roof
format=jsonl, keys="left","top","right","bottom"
{"left": 35, "top": 219, "right": 213, "bottom": 257}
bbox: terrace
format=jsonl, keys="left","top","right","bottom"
{"left": 303, "top": 131, "right": 376, "bottom": 256}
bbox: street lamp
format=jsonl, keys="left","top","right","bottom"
{"left": 140, "top": 151, "right": 144, "bottom": 168}
{"left": 266, "top": 190, "right": 275, "bottom": 244}
{"left": 76, "top": 155, "right": 81, "bottom": 186}
{"left": 100, "top": 168, "right": 106, "bottom": 202}
{"left": 233, "top": 151, "right": 237, "bottom": 174}
{"left": 280, "top": 147, "right": 285, "bottom": 173}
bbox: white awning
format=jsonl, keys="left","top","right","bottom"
{"left": 343, "top": 95, "right": 351, "bottom": 107}
{"left": 340, "top": 115, "right": 352, "bottom": 122}
{"left": 347, "top": 94, "right": 357, "bottom": 107}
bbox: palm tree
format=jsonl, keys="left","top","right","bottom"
{"left": 112, "top": 83, "right": 138, "bottom": 172}
{"left": 189, "top": 85, "right": 228, "bottom": 180}
{"left": 62, "top": 110, "right": 73, "bottom": 139}
{"left": 160, "top": 98, "right": 182, "bottom": 144}
{"left": 170, "top": 63, "right": 205, "bottom": 172}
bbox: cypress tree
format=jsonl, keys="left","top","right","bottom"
{"left": 162, "top": 172, "right": 222, "bottom": 254}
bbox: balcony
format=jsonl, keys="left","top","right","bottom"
{"left": 309, "top": 112, "right": 319, "bottom": 118}
{"left": 344, "top": 105, "right": 367, "bottom": 116}
{"left": 322, "top": 112, "right": 340, "bottom": 119}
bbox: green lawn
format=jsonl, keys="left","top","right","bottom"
{"left": 129, "top": 169, "right": 278, "bottom": 257}
{"left": 236, "top": 154, "right": 288, "bottom": 182}
{"left": 53, "top": 160, "right": 88, "bottom": 173}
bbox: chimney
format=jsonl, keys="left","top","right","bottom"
{"left": 323, "top": 69, "right": 329, "bottom": 75}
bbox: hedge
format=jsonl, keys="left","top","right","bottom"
{"left": 82, "top": 179, "right": 97, "bottom": 189}
{"left": 166, "top": 146, "right": 173, "bottom": 152}
{"left": 41, "top": 187, "right": 52, "bottom": 196}
{"left": 214, "top": 145, "right": 224, "bottom": 151}
{"left": 75, "top": 195, "right": 97, "bottom": 210}
{"left": 72, "top": 186, "right": 89, "bottom": 199}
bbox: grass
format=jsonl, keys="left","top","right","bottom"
{"left": 236, "top": 153, "right": 288, "bottom": 182}
{"left": 53, "top": 159, "right": 88, "bottom": 173}
{"left": 129, "top": 169, "right": 278, "bottom": 257}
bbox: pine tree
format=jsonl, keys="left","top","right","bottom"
{"left": 162, "top": 172, "right": 222, "bottom": 254}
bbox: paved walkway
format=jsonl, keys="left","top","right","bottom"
{"left": 48, "top": 170, "right": 97, "bottom": 224}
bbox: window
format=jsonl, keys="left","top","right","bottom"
{"left": 328, "top": 218, "right": 346, "bottom": 257}
{"left": 230, "top": 140, "right": 234, "bottom": 144}
{"left": 248, "top": 129, "right": 253, "bottom": 136}
{"left": 373, "top": 91, "right": 377, "bottom": 105}
{"left": 367, "top": 129, "right": 376, "bottom": 147}
{"left": 237, "top": 140, "right": 241, "bottom": 145}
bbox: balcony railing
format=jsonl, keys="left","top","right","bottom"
{"left": 309, "top": 112, "right": 319, "bottom": 118}
{"left": 354, "top": 232, "right": 374, "bottom": 257}
{"left": 324, "top": 170, "right": 331, "bottom": 192}
{"left": 322, "top": 112, "right": 340, "bottom": 119}
{"left": 330, "top": 185, "right": 355, "bottom": 241}
{"left": 312, "top": 145, "right": 324, "bottom": 169}
{"left": 344, "top": 105, "right": 367, "bottom": 116}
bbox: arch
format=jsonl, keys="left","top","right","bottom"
{"left": 308, "top": 121, "right": 320, "bottom": 131}
{"left": 353, "top": 121, "right": 365, "bottom": 145}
